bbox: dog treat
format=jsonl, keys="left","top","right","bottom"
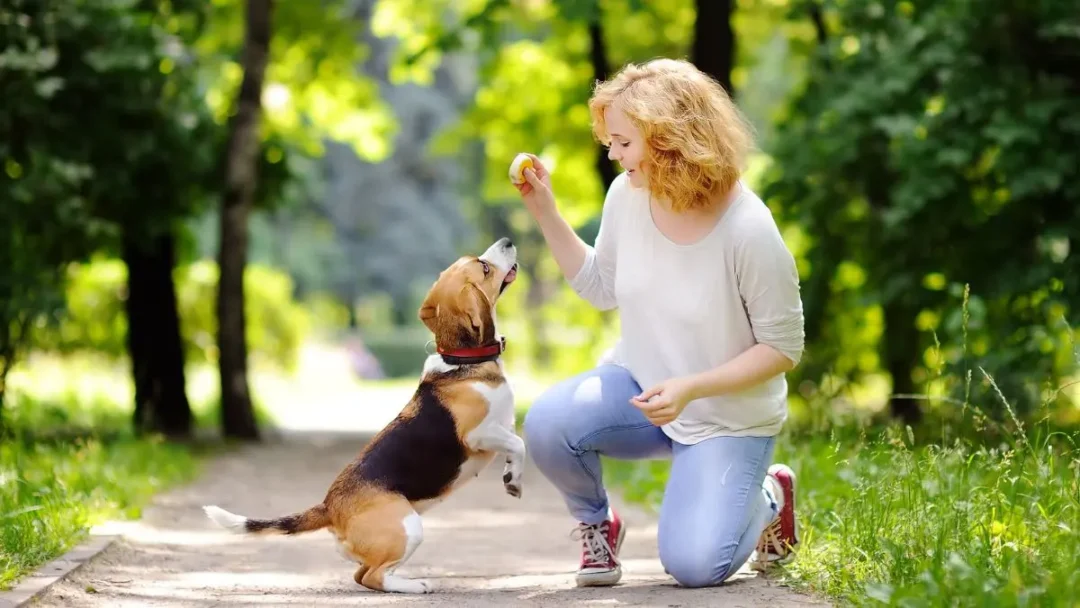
{"left": 508, "top": 153, "right": 535, "bottom": 185}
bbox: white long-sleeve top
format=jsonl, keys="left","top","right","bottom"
{"left": 570, "top": 171, "right": 805, "bottom": 443}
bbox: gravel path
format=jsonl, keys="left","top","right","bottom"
{"left": 30, "top": 428, "right": 828, "bottom": 607}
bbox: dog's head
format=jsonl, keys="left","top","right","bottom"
{"left": 418, "top": 237, "right": 518, "bottom": 350}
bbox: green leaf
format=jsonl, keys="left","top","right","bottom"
{"left": 33, "top": 77, "right": 64, "bottom": 98}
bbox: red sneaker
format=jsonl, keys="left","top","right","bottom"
{"left": 753, "top": 464, "right": 799, "bottom": 571}
{"left": 571, "top": 508, "right": 626, "bottom": 587}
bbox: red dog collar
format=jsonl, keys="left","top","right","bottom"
{"left": 436, "top": 336, "right": 506, "bottom": 365}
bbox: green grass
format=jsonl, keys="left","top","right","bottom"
{"left": 0, "top": 363, "right": 212, "bottom": 592}
{"left": 604, "top": 416, "right": 1080, "bottom": 607}
{"left": 0, "top": 399, "right": 204, "bottom": 591}
{"left": 0, "top": 430, "right": 202, "bottom": 590}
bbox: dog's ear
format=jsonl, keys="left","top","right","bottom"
{"left": 418, "top": 290, "right": 439, "bottom": 333}
{"left": 457, "top": 284, "right": 492, "bottom": 343}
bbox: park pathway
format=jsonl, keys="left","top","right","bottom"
{"left": 28, "top": 391, "right": 828, "bottom": 607}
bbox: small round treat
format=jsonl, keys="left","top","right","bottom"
{"left": 508, "top": 153, "right": 535, "bottom": 185}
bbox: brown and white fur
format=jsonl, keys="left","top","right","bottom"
{"left": 202, "top": 238, "right": 524, "bottom": 594}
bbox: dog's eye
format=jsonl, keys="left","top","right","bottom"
{"left": 480, "top": 260, "right": 490, "bottom": 275}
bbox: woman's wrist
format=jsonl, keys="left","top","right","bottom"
{"left": 685, "top": 369, "right": 730, "bottom": 401}
{"left": 532, "top": 201, "right": 563, "bottom": 229}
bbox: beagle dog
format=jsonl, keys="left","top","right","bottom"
{"left": 202, "top": 237, "right": 524, "bottom": 594}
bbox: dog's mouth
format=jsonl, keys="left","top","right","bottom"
{"left": 499, "top": 264, "right": 518, "bottom": 294}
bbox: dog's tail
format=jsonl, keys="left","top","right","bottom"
{"left": 203, "top": 503, "right": 330, "bottom": 536}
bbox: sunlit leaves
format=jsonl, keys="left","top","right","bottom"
{"left": 372, "top": 0, "right": 513, "bottom": 83}
{"left": 194, "top": 0, "right": 396, "bottom": 161}
{"left": 437, "top": 37, "right": 602, "bottom": 227}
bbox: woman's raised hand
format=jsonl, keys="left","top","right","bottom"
{"left": 512, "top": 153, "right": 557, "bottom": 220}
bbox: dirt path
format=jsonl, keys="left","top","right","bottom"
{"left": 30, "top": 429, "right": 828, "bottom": 607}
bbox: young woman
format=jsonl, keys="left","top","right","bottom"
{"left": 513, "top": 58, "right": 804, "bottom": 588}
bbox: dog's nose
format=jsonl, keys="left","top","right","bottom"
{"left": 498, "top": 237, "right": 513, "bottom": 248}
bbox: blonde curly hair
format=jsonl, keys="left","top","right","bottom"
{"left": 588, "top": 58, "right": 754, "bottom": 213}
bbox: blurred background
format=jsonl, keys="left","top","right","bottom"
{"left": 2, "top": 0, "right": 1078, "bottom": 441}
{"left": 3, "top": 1, "right": 1080, "bottom": 602}
{"left": 3, "top": 0, "right": 1080, "bottom": 447}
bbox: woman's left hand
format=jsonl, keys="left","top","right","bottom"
{"left": 630, "top": 376, "right": 698, "bottom": 426}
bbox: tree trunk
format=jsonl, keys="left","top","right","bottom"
{"left": 884, "top": 298, "right": 923, "bottom": 426}
{"left": 217, "top": 0, "right": 272, "bottom": 441}
{"left": 692, "top": 0, "right": 736, "bottom": 97}
{"left": 124, "top": 230, "right": 192, "bottom": 438}
{"left": 0, "top": 318, "right": 22, "bottom": 429}
{"left": 588, "top": 19, "right": 617, "bottom": 191}
{"left": 0, "top": 316, "right": 23, "bottom": 422}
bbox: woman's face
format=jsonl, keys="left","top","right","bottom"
{"left": 604, "top": 105, "right": 647, "bottom": 188}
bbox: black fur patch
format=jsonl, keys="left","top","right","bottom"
{"left": 349, "top": 382, "right": 467, "bottom": 502}
{"left": 247, "top": 515, "right": 297, "bottom": 534}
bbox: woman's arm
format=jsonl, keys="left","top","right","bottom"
{"left": 686, "top": 343, "right": 795, "bottom": 401}
{"left": 693, "top": 206, "right": 805, "bottom": 400}
{"left": 519, "top": 158, "right": 622, "bottom": 310}
{"left": 532, "top": 204, "right": 591, "bottom": 285}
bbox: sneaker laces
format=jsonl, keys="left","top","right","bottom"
{"left": 571, "top": 522, "right": 618, "bottom": 567}
{"left": 756, "top": 517, "right": 786, "bottom": 557}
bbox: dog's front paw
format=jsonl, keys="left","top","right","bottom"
{"left": 502, "top": 466, "right": 522, "bottom": 498}
{"left": 504, "top": 476, "right": 522, "bottom": 498}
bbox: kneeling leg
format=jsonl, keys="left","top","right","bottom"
{"left": 658, "top": 435, "right": 776, "bottom": 587}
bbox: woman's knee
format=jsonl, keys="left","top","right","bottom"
{"left": 524, "top": 366, "right": 617, "bottom": 442}
{"left": 522, "top": 382, "right": 577, "bottom": 454}
{"left": 658, "top": 543, "right": 733, "bottom": 588}
{"left": 658, "top": 508, "right": 737, "bottom": 588}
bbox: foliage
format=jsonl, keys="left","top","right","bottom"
{"left": 605, "top": 414, "right": 1080, "bottom": 607}
{"left": 0, "top": 0, "right": 224, "bottom": 415}
{"left": 177, "top": 260, "right": 309, "bottom": 371}
{"left": 761, "top": 0, "right": 1080, "bottom": 419}
{"left": 0, "top": 395, "right": 201, "bottom": 590}
{"left": 30, "top": 259, "right": 310, "bottom": 372}
{"left": 2, "top": 0, "right": 222, "bottom": 236}
{"left": 777, "top": 427, "right": 1080, "bottom": 606}
{"left": 193, "top": 0, "right": 396, "bottom": 163}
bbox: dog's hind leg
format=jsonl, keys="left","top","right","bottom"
{"left": 347, "top": 497, "right": 431, "bottom": 594}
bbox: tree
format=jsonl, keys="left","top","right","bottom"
{"left": 217, "top": 0, "right": 273, "bottom": 440}
{"left": 762, "top": 0, "right": 1080, "bottom": 423}
{"left": 588, "top": 17, "right": 616, "bottom": 191}
{"left": 691, "top": 0, "right": 735, "bottom": 96}
{"left": 193, "top": 0, "right": 396, "bottom": 438}
{"left": 0, "top": 0, "right": 221, "bottom": 436}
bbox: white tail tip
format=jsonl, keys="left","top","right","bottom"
{"left": 203, "top": 505, "right": 247, "bottom": 533}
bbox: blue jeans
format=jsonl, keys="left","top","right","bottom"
{"left": 522, "top": 364, "right": 779, "bottom": 587}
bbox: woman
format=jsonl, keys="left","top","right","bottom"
{"left": 514, "top": 58, "right": 804, "bottom": 588}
